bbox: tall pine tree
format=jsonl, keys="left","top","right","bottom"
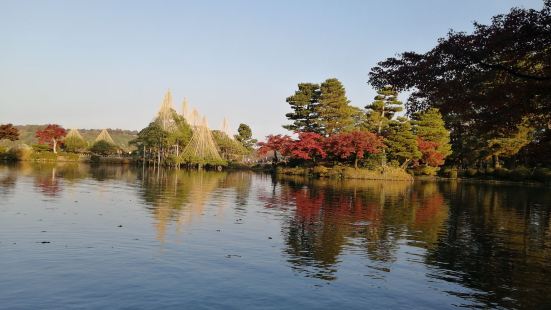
{"left": 384, "top": 117, "right": 421, "bottom": 167}
{"left": 317, "top": 78, "right": 355, "bottom": 136}
{"left": 412, "top": 108, "right": 452, "bottom": 159}
{"left": 365, "top": 85, "right": 403, "bottom": 134}
{"left": 283, "top": 83, "right": 321, "bottom": 133}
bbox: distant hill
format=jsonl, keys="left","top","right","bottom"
{"left": 0, "top": 125, "right": 138, "bottom": 150}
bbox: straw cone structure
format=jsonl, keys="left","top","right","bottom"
{"left": 66, "top": 128, "right": 84, "bottom": 140}
{"left": 182, "top": 115, "right": 223, "bottom": 163}
{"left": 157, "top": 90, "right": 178, "bottom": 132}
{"left": 95, "top": 129, "right": 115, "bottom": 144}
{"left": 221, "top": 117, "right": 234, "bottom": 140}
{"left": 182, "top": 97, "right": 191, "bottom": 122}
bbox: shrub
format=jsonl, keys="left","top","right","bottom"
{"left": 494, "top": 167, "right": 510, "bottom": 179}
{"left": 90, "top": 140, "right": 117, "bottom": 155}
{"left": 416, "top": 166, "right": 439, "bottom": 176}
{"left": 10, "top": 145, "right": 33, "bottom": 161}
{"left": 30, "top": 150, "right": 57, "bottom": 161}
{"left": 466, "top": 168, "right": 478, "bottom": 177}
{"left": 440, "top": 167, "right": 458, "bottom": 178}
{"left": 485, "top": 167, "right": 495, "bottom": 175}
{"left": 534, "top": 168, "right": 551, "bottom": 183}
{"left": 509, "top": 166, "right": 531, "bottom": 181}
{"left": 32, "top": 144, "right": 51, "bottom": 153}
{"left": 342, "top": 166, "right": 413, "bottom": 181}
{"left": 312, "top": 165, "right": 329, "bottom": 177}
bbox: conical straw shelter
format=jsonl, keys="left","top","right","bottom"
{"left": 95, "top": 129, "right": 115, "bottom": 145}
{"left": 66, "top": 128, "right": 84, "bottom": 140}
{"left": 182, "top": 115, "right": 223, "bottom": 164}
{"left": 221, "top": 117, "right": 234, "bottom": 140}
{"left": 156, "top": 90, "right": 178, "bottom": 132}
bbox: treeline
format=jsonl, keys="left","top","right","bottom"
{"left": 259, "top": 1, "right": 551, "bottom": 182}
{"left": 0, "top": 124, "right": 138, "bottom": 150}
{"left": 0, "top": 124, "right": 129, "bottom": 161}
{"left": 369, "top": 1, "right": 551, "bottom": 169}
{"left": 258, "top": 80, "right": 451, "bottom": 175}
{"left": 129, "top": 110, "right": 255, "bottom": 167}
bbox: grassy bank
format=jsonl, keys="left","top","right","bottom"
{"left": 439, "top": 166, "right": 551, "bottom": 184}
{"left": 277, "top": 166, "right": 413, "bottom": 181}
{"left": 0, "top": 148, "right": 133, "bottom": 165}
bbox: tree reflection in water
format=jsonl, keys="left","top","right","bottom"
{"left": 0, "top": 164, "right": 18, "bottom": 198}
{"left": 2, "top": 163, "right": 550, "bottom": 308}
{"left": 424, "top": 181, "right": 551, "bottom": 309}
{"left": 264, "top": 176, "right": 551, "bottom": 308}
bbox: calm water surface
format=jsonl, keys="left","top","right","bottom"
{"left": 1, "top": 163, "right": 550, "bottom": 309}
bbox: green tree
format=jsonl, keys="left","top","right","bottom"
{"left": 64, "top": 136, "right": 88, "bottom": 153}
{"left": 486, "top": 119, "right": 534, "bottom": 168}
{"left": 235, "top": 123, "right": 257, "bottom": 150}
{"left": 166, "top": 111, "right": 193, "bottom": 154}
{"left": 412, "top": 108, "right": 452, "bottom": 160}
{"left": 131, "top": 121, "right": 170, "bottom": 164}
{"left": 385, "top": 117, "right": 421, "bottom": 167}
{"left": 283, "top": 83, "right": 321, "bottom": 133}
{"left": 368, "top": 3, "right": 551, "bottom": 166}
{"left": 212, "top": 130, "right": 248, "bottom": 159}
{"left": 317, "top": 78, "right": 355, "bottom": 135}
{"left": 90, "top": 140, "right": 117, "bottom": 155}
{"left": 365, "top": 86, "right": 403, "bottom": 134}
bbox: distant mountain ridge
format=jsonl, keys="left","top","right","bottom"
{"left": 0, "top": 125, "right": 138, "bottom": 150}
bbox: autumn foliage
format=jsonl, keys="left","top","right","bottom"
{"left": 258, "top": 130, "right": 384, "bottom": 166}
{"left": 35, "top": 124, "right": 67, "bottom": 153}
{"left": 288, "top": 132, "right": 326, "bottom": 161}
{"left": 257, "top": 134, "right": 293, "bottom": 162}
{"left": 0, "top": 124, "right": 19, "bottom": 141}
{"left": 417, "top": 137, "right": 445, "bottom": 167}
{"left": 325, "top": 131, "right": 384, "bottom": 167}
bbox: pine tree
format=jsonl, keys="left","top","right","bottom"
{"left": 235, "top": 123, "right": 257, "bottom": 150}
{"left": 486, "top": 118, "right": 533, "bottom": 168}
{"left": 283, "top": 83, "right": 321, "bottom": 133}
{"left": 412, "top": 108, "right": 452, "bottom": 163}
{"left": 384, "top": 117, "right": 421, "bottom": 167}
{"left": 365, "top": 85, "right": 403, "bottom": 134}
{"left": 317, "top": 78, "right": 355, "bottom": 136}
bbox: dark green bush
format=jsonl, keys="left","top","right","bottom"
{"left": 494, "top": 168, "right": 510, "bottom": 179}
{"left": 466, "top": 168, "right": 478, "bottom": 177}
{"left": 534, "top": 168, "right": 551, "bottom": 183}
{"left": 509, "top": 166, "right": 531, "bottom": 181}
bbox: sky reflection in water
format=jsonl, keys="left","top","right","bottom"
{"left": 0, "top": 163, "right": 550, "bottom": 309}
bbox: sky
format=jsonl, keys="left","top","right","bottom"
{"left": 0, "top": 0, "right": 544, "bottom": 139}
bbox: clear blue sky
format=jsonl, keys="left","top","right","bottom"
{"left": 0, "top": 0, "right": 543, "bottom": 139}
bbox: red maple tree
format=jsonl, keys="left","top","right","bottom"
{"left": 417, "top": 137, "right": 445, "bottom": 167}
{"left": 325, "top": 131, "right": 384, "bottom": 168}
{"left": 257, "top": 134, "right": 294, "bottom": 163}
{"left": 288, "top": 132, "right": 326, "bottom": 161}
{"left": 35, "top": 124, "right": 67, "bottom": 153}
{"left": 0, "top": 124, "right": 19, "bottom": 141}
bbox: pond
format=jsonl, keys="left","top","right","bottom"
{"left": 0, "top": 163, "right": 550, "bottom": 309}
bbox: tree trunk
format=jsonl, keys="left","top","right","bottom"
{"left": 378, "top": 107, "right": 385, "bottom": 134}
{"left": 52, "top": 138, "right": 57, "bottom": 154}
{"left": 354, "top": 154, "right": 359, "bottom": 169}
{"left": 157, "top": 149, "right": 161, "bottom": 167}
{"left": 493, "top": 155, "right": 501, "bottom": 169}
